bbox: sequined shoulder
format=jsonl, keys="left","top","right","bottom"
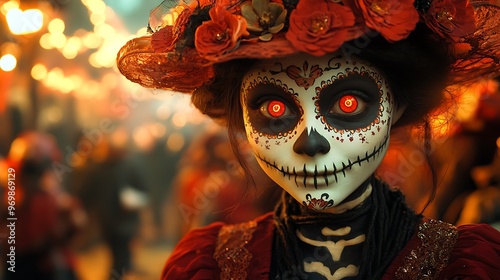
{"left": 395, "top": 219, "right": 458, "bottom": 279}
{"left": 214, "top": 219, "right": 258, "bottom": 280}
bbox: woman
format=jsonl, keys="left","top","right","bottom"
{"left": 117, "top": 0, "right": 500, "bottom": 278}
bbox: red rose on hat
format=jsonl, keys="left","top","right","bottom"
{"left": 422, "top": 0, "right": 475, "bottom": 42}
{"left": 195, "top": 5, "right": 250, "bottom": 59}
{"left": 351, "top": 0, "right": 419, "bottom": 42}
{"left": 286, "top": 0, "right": 356, "bottom": 56}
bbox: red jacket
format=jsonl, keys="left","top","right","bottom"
{"left": 163, "top": 212, "right": 500, "bottom": 279}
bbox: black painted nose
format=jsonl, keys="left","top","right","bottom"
{"left": 293, "top": 127, "right": 331, "bottom": 156}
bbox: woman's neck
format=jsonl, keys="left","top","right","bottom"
{"left": 294, "top": 184, "right": 373, "bottom": 279}
{"left": 323, "top": 183, "right": 373, "bottom": 214}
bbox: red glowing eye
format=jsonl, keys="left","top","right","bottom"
{"left": 339, "top": 95, "right": 358, "bottom": 113}
{"left": 267, "top": 100, "right": 286, "bottom": 117}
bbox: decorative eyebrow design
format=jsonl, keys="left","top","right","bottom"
{"left": 244, "top": 76, "right": 299, "bottom": 108}
{"left": 267, "top": 55, "right": 344, "bottom": 89}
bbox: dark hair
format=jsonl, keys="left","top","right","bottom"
{"left": 192, "top": 58, "right": 257, "bottom": 177}
{"left": 354, "top": 24, "right": 452, "bottom": 128}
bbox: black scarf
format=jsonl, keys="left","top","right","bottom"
{"left": 271, "top": 176, "right": 422, "bottom": 279}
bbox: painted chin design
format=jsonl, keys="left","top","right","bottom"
{"left": 303, "top": 193, "right": 334, "bottom": 210}
{"left": 256, "top": 135, "right": 389, "bottom": 189}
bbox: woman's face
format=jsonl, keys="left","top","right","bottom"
{"left": 240, "top": 52, "right": 397, "bottom": 211}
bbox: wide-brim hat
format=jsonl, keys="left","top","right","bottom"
{"left": 117, "top": 0, "right": 500, "bottom": 93}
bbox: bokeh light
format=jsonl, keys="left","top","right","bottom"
{"left": 6, "top": 8, "right": 44, "bottom": 35}
{"left": 48, "top": 18, "right": 65, "bottom": 34}
{"left": 0, "top": 54, "right": 17, "bottom": 72}
{"left": 166, "top": 132, "right": 185, "bottom": 153}
{"left": 31, "top": 63, "right": 47, "bottom": 80}
{"left": 1, "top": 1, "right": 20, "bottom": 15}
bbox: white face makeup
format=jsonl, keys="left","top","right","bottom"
{"left": 241, "top": 52, "right": 396, "bottom": 211}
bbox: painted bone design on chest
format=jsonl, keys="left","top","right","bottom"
{"left": 297, "top": 226, "right": 365, "bottom": 279}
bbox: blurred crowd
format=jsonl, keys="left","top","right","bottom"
{"left": 0, "top": 129, "right": 150, "bottom": 280}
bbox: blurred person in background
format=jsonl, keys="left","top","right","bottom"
{"left": 445, "top": 77, "right": 500, "bottom": 227}
{"left": 69, "top": 129, "right": 148, "bottom": 278}
{"left": 1, "top": 131, "right": 85, "bottom": 280}
{"left": 457, "top": 136, "right": 500, "bottom": 227}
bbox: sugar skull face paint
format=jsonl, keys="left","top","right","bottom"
{"left": 241, "top": 52, "right": 396, "bottom": 211}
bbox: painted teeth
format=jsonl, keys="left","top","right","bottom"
{"left": 256, "top": 134, "right": 389, "bottom": 187}
{"left": 333, "top": 162, "right": 338, "bottom": 183}
{"left": 323, "top": 165, "right": 329, "bottom": 186}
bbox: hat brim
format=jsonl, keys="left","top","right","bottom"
{"left": 117, "top": 33, "right": 301, "bottom": 92}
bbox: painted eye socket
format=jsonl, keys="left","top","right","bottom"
{"left": 330, "top": 93, "right": 366, "bottom": 115}
{"left": 245, "top": 82, "right": 301, "bottom": 135}
{"left": 318, "top": 74, "right": 380, "bottom": 130}
{"left": 260, "top": 99, "right": 290, "bottom": 118}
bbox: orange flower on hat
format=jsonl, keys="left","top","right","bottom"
{"left": 422, "top": 0, "right": 475, "bottom": 42}
{"left": 194, "top": 5, "right": 250, "bottom": 59}
{"left": 286, "top": 0, "right": 356, "bottom": 56}
{"left": 352, "top": 0, "right": 419, "bottom": 42}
